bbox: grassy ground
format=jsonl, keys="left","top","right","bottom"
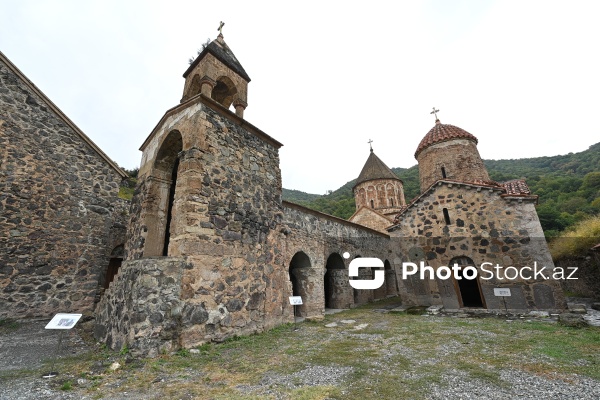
{"left": 9, "top": 299, "right": 600, "bottom": 399}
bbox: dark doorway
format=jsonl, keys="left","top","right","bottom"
{"left": 324, "top": 253, "right": 345, "bottom": 309}
{"left": 289, "top": 251, "right": 311, "bottom": 316}
{"left": 104, "top": 258, "right": 122, "bottom": 289}
{"left": 452, "top": 256, "right": 485, "bottom": 308}
{"left": 163, "top": 157, "right": 180, "bottom": 256}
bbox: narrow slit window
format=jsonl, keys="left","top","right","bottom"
{"left": 390, "top": 198, "right": 394, "bottom": 206}
{"left": 443, "top": 208, "right": 451, "bottom": 225}
{"left": 441, "top": 166, "right": 447, "bottom": 179}
{"left": 370, "top": 199, "right": 374, "bottom": 208}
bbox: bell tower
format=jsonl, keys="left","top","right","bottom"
{"left": 181, "top": 30, "right": 250, "bottom": 118}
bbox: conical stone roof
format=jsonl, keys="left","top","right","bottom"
{"left": 414, "top": 120, "right": 478, "bottom": 158}
{"left": 183, "top": 35, "right": 251, "bottom": 82}
{"left": 354, "top": 150, "right": 401, "bottom": 189}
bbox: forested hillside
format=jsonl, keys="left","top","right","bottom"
{"left": 283, "top": 142, "right": 600, "bottom": 236}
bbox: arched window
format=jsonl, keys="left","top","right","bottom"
{"left": 441, "top": 166, "right": 447, "bottom": 179}
{"left": 443, "top": 208, "right": 451, "bottom": 225}
{"left": 370, "top": 199, "right": 374, "bottom": 208}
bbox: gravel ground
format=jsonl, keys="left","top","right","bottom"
{"left": 1, "top": 307, "right": 599, "bottom": 400}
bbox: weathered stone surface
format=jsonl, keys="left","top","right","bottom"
{"left": 0, "top": 54, "right": 127, "bottom": 319}
{"left": 388, "top": 182, "right": 566, "bottom": 312}
{"left": 558, "top": 313, "right": 588, "bottom": 328}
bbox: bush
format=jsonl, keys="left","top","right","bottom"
{"left": 549, "top": 215, "right": 600, "bottom": 260}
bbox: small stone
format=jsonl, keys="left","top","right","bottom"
{"left": 109, "top": 362, "right": 121, "bottom": 371}
{"left": 340, "top": 319, "right": 356, "bottom": 324}
{"left": 353, "top": 323, "right": 368, "bottom": 330}
{"left": 325, "top": 323, "right": 338, "bottom": 328}
{"left": 569, "top": 304, "right": 587, "bottom": 314}
{"left": 189, "top": 349, "right": 200, "bottom": 354}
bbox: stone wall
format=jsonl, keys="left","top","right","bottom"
{"left": 94, "top": 257, "right": 189, "bottom": 356}
{"left": 349, "top": 207, "right": 394, "bottom": 233}
{"left": 417, "top": 139, "right": 490, "bottom": 192}
{"left": 281, "top": 202, "right": 391, "bottom": 315}
{"left": 98, "top": 96, "right": 289, "bottom": 354}
{"left": 389, "top": 182, "right": 566, "bottom": 311}
{"left": 555, "top": 251, "right": 600, "bottom": 299}
{"left": 0, "top": 53, "right": 127, "bottom": 319}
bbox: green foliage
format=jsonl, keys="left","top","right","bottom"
{"left": 118, "top": 168, "right": 138, "bottom": 201}
{"left": 549, "top": 215, "right": 600, "bottom": 260}
{"left": 119, "top": 345, "right": 129, "bottom": 356}
{"left": 285, "top": 142, "right": 600, "bottom": 236}
{"left": 60, "top": 380, "right": 73, "bottom": 391}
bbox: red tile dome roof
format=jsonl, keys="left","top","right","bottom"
{"left": 414, "top": 120, "right": 478, "bottom": 158}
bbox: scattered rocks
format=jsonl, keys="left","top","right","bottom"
{"left": 568, "top": 303, "right": 588, "bottom": 314}
{"left": 558, "top": 313, "right": 588, "bottom": 328}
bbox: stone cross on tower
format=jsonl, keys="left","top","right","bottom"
{"left": 368, "top": 139, "right": 373, "bottom": 152}
{"left": 430, "top": 107, "right": 440, "bottom": 121}
{"left": 218, "top": 21, "right": 225, "bottom": 35}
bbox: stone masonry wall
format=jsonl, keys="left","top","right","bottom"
{"left": 417, "top": 139, "right": 490, "bottom": 192}
{"left": 349, "top": 207, "right": 394, "bottom": 233}
{"left": 389, "top": 182, "right": 565, "bottom": 311}
{"left": 99, "top": 97, "right": 288, "bottom": 354}
{"left": 555, "top": 251, "right": 600, "bottom": 299}
{"left": 0, "top": 56, "right": 125, "bottom": 319}
{"left": 281, "top": 202, "right": 391, "bottom": 315}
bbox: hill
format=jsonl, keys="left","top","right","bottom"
{"left": 282, "top": 142, "right": 600, "bottom": 236}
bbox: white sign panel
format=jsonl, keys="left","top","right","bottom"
{"left": 493, "top": 288, "right": 512, "bottom": 297}
{"left": 45, "top": 313, "right": 82, "bottom": 330}
{"left": 289, "top": 296, "right": 303, "bottom": 305}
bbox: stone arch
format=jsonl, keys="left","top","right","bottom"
{"left": 384, "top": 259, "right": 398, "bottom": 296}
{"left": 144, "top": 130, "right": 183, "bottom": 257}
{"left": 188, "top": 74, "right": 202, "bottom": 98}
{"left": 289, "top": 251, "right": 312, "bottom": 316}
{"left": 211, "top": 76, "right": 238, "bottom": 109}
{"left": 450, "top": 256, "right": 486, "bottom": 308}
{"left": 351, "top": 255, "right": 362, "bottom": 305}
{"left": 324, "top": 252, "right": 346, "bottom": 309}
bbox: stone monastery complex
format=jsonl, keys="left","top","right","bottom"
{"left": 0, "top": 32, "right": 565, "bottom": 356}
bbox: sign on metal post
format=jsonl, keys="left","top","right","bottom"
{"left": 493, "top": 288, "right": 511, "bottom": 297}
{"left": 289, "top": 296, "right": 302, "bottom": 331}
{"left": 493, "top": 288, "right": 511, "bottom": 315}
{"left": 42, "top": 313, "right": 82, "bottom": 378}
{"left": 289, "top": 296, "right": 303, "bottom": 305}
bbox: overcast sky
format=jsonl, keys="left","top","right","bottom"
{"left": 2, "top": 1, "right": 599, "bottom": 195}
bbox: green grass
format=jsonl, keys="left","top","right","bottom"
{"left": 5, "top": 302, "right": 599, "bottom": 399}
{"left": 0, "top": 318, "right": 20, "bottom": 332}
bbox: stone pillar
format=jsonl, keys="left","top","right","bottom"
{"left": 200, "top": 76, "right": 216, "bottom": 97}
{"left": 233, "top": 99, "right": 247, "bottom": 118}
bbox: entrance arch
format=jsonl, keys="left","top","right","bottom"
{"left": 451, "top": 256, "right": 486, "bottom": 308}
{"left": 289, "top": 251, "right": 311, "bottom": 316}
{"left": 144, "top": 130, "right": 182, "bottom": 257}
{"left": 384, "top": 260, "right": 398, "bottom": 296}
{"left": 324, "top": 253, "right": 346, "bottom": 309}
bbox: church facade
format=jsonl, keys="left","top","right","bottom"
{"left": 1, "top": 32, "right": 564, "bottom": 357}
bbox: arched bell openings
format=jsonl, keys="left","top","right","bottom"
{"left": 211, "top": 76, "right": 238, "bottom": 109}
